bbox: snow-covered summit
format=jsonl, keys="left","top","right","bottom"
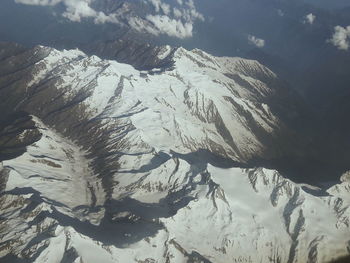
{"left": 0, "top": 43, "right": 349, "bottom": 262}
{"left": 25, "top": 44, "right": 284, "bottom": 162}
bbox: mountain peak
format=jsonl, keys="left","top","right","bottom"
{"left": 0, "top": 43, "right": 349, "bottom": 262}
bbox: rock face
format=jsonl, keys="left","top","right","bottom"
{"left": 0, "top": 43, "right": 349, "bottom": 262}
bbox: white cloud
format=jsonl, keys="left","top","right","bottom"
{"left": 145, "top": 15, "right": 193, "bottom": 38}
{"left": 149, "top": 0, "right": 170, "bottom": 15}
{"left": 176, "top": 0, "right": 183, "bottom": 5}
{"left": 328, "top": 25, "right": 350, "bottom": 50}
{"left": 304, "top": 13, "right": 316, "bottom": 25}
{"left": 15, "top": 0, "right": 119, "bottom": 23}
{"left": 161, "top": 3, "right": 171, "bottom": 15}
{"left": 277, "top": 9, "right": 284, "bottom": 17}
{"left": 149, "top": 0, "right": 161, "bottom": 12}
{"left": 186, "top": 0, "right": 195, "bottom": 9}
{"left": 62, "top": 1, "right": 99, "bottom": 22}
{"left": 15, "top": 0, "right": 61, "bottom": 5}
{"left": 248, "top": 35, "right": 265, "bottom": 48}
{"left": 144, "top": 0, "right": 204, "bottom": 38}
{"left": 173, "top": 7, "right": 182, "bottom": 18}
{"left": 14, "top": 0, "right": 204, "bottom": 39}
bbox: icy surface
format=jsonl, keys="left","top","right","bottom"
{"left": 0, "top": 46, "right": 349, "bottom": 262}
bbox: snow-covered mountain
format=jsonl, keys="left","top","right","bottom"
{"left": 0, "top": 43, "right": 349, "bottom": 262}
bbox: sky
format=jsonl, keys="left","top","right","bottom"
{"left": 302, "top": 0, "right": 349, "bottom": 9}
{"left": 7, "top": 0, "right": 350, "bottom": 54}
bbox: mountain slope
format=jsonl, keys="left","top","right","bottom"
{"left": 0, "top": 43, "right": 349, "bottom": 262}
{"left": 1, "top": 145, "right": 350, "bottom": 262}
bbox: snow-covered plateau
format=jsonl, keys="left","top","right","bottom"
{"left": 0, "top": 43, "right": 349, "bottom": 262}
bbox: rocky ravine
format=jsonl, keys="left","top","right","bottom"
{"left": 0, "top": 42, "right": 349, "bottom": 262}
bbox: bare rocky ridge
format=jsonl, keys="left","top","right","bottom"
{"left": 0, "top": 42, "right": 349, "bottom": 262}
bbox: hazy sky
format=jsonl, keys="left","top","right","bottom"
{"left": 302, "top": 0, "right": 350, "bottom": 9}
{"left": 2, "top": 0, "right": 350, "bottom": 57}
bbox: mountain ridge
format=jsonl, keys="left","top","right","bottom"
{"left": 0, "top": 42, "right": 349, "bottom": 262}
